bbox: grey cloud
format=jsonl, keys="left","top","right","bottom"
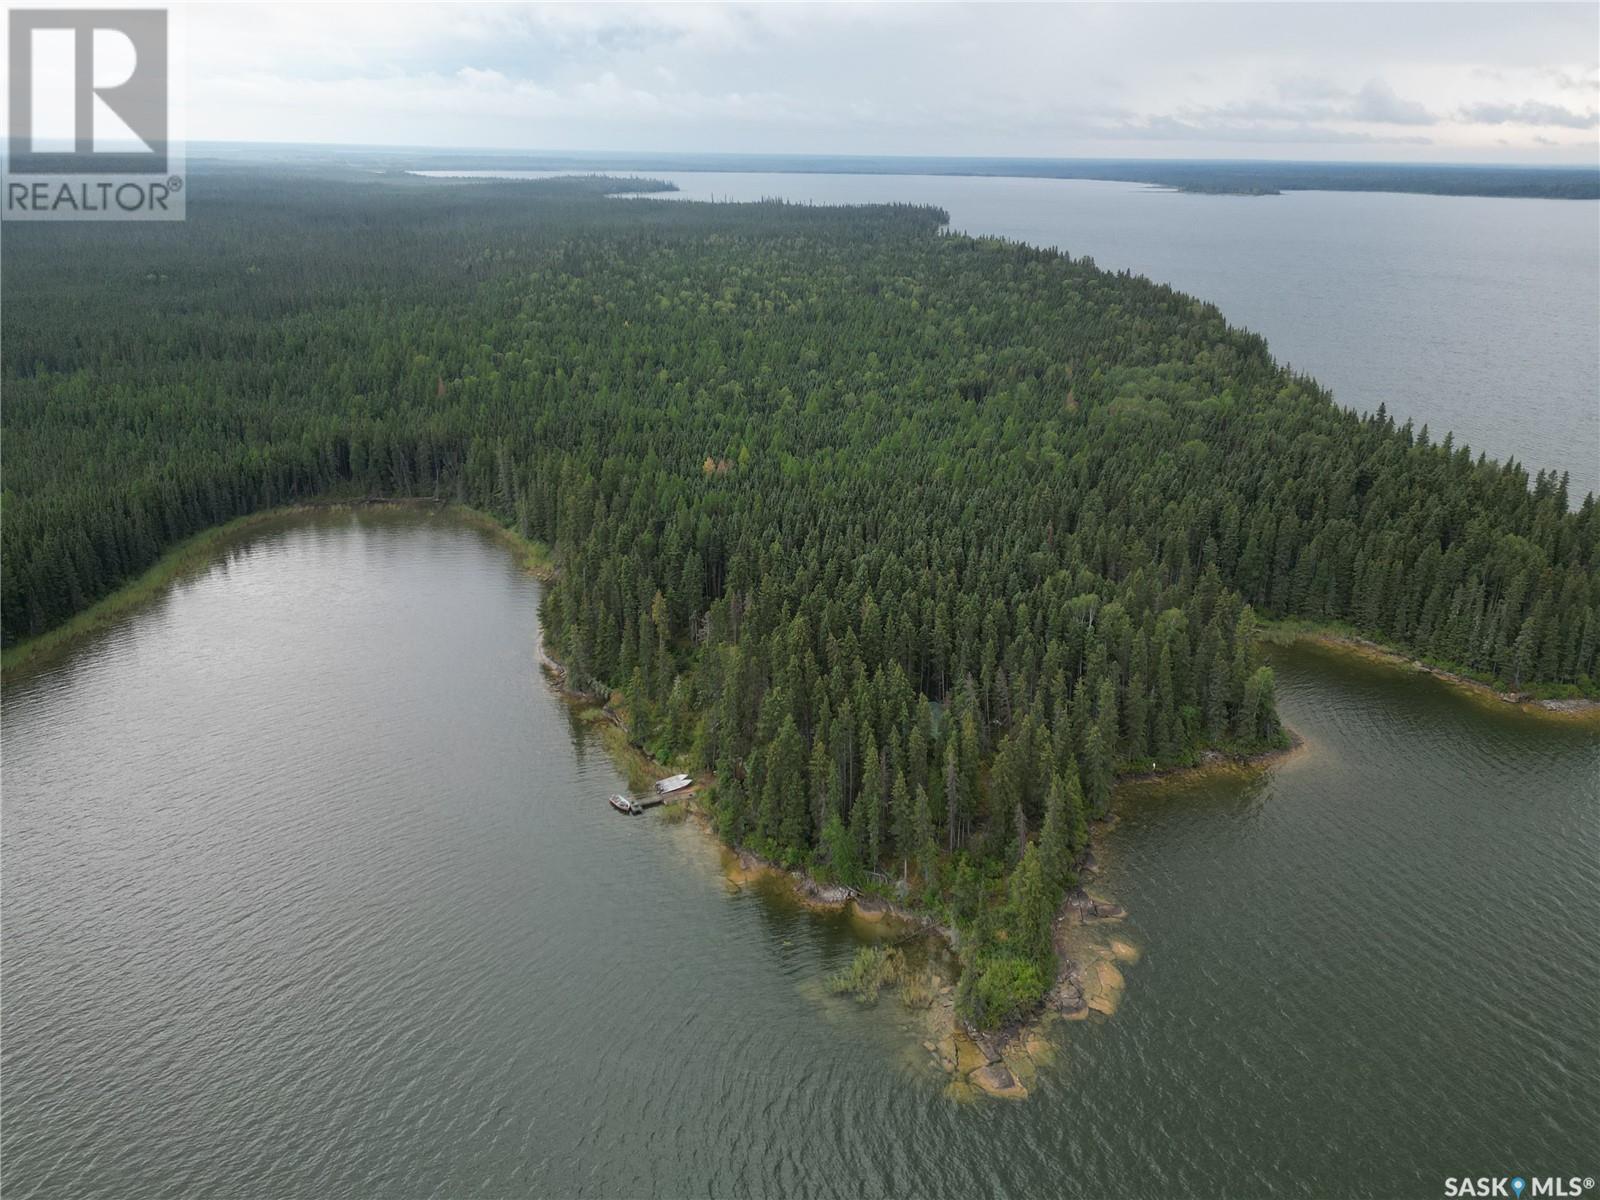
{"left": 1544, "top": 67, "right": 1600, "bottom": 93}
{"left": 1275, "top": 76, "right": 1348, "bottom": 103}
{"left": 1460, "top": 100, "right": 1599, "bottom": 128}
{"left": 1348, "top": 80, "right": 1436, "bottom": 125}
{"left": 1107, "top": 113, "right": 1432, "bottom": 146}
{"left": 185, "top": 2, "right": 1598, "bottom": 163}
{"left": 1170, "top": 79, "right": 1438, "bottom": 129}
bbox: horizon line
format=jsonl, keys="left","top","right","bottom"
{"left": 182, "top": 139, "right": 1600, "bottom": 174}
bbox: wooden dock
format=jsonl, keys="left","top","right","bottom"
{"left": 635, "top": 785, "right": 700, "bottom": 810}
{"left": 610, "top": 775, "right": 698, "bottom": 814}
{"left": 615, "top": 780, "right": 699, "bottom": 813}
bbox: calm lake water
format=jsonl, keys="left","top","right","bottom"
{"left": 3, "top": 511, "right": 1596, "bottom": 1198}
{"left": 424, "top": 170, "right": 1600, "bottom": 499}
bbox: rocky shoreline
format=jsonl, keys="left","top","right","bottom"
{"left": 714, "top": 833, "right": 1134, "bottom": 1100}
{"left": 937, "top": 851, "right": 1134, "bottom": 1100}
{"left": 534, "top": 624, "right": 1300, "bottom": 1101}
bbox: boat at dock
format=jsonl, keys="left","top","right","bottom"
{"left": 607, "top": 779, "right": 688, "bottom": 815}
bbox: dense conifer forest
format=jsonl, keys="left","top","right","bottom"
{"left": 5, "top": 169, "right": 1596, "bottom": 1022}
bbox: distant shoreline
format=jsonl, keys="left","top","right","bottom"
{"left": 193, "top": 143, "right": 1600, "bottom": 201}
{"left": 1259, "top": 620, "right": 1600, "bottom": 722}
{"left": 397, "top": 161, "right": 1597, "bottom": 201}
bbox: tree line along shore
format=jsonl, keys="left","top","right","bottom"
{"left": 5, "top": 170, "right": 1596, "bottom": 1028}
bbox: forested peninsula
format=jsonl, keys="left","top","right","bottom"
{"left": 5, "top": 170, "right": 1597, "bottom": 1029}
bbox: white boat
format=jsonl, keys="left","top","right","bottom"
{"left": 654, "top": 774, "right": 693, "bottom": 796}
{"left": 609, "top": 793, "right": 639, "bottom": 815}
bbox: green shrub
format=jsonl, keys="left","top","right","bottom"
{"left": 956, "top": 952, "right": 1048, "bottom": 1029}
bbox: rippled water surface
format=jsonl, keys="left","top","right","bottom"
{"left": 3, "top": 511, "right": 1597, "bottom": 1198}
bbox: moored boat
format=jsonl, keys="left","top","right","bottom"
{"left": 609, "top": 793, "right": 639, "bottom": 815}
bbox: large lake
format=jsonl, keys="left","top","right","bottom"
{"left": 3, "top": 511, "right": 1596, "bottom": 1198}
{"left": 422, "top": 170, "right": 1600, "bottom": 499}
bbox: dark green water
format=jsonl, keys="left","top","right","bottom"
{"left": 3, "top": 511, "right": 1596, "bottom": 1198}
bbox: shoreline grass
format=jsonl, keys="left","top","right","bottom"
{"left": 1257, "top": 616, "right": 1600, "bottom": 722}
{"left": 1, "top": 499, "right": 553, "bottom": 679}
{"left": 443, "top": 505, "right": 555, "bottom": 580}
{"left": 2, "top": 508, "right": 306, "bottom": 678}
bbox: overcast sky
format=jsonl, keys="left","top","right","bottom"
{"left": 181, "top": 2, "right": 1597, "bottom": 163}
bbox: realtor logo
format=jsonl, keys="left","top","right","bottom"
{"left": 5, "top": 7, "right": 185, "bottom": 219}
